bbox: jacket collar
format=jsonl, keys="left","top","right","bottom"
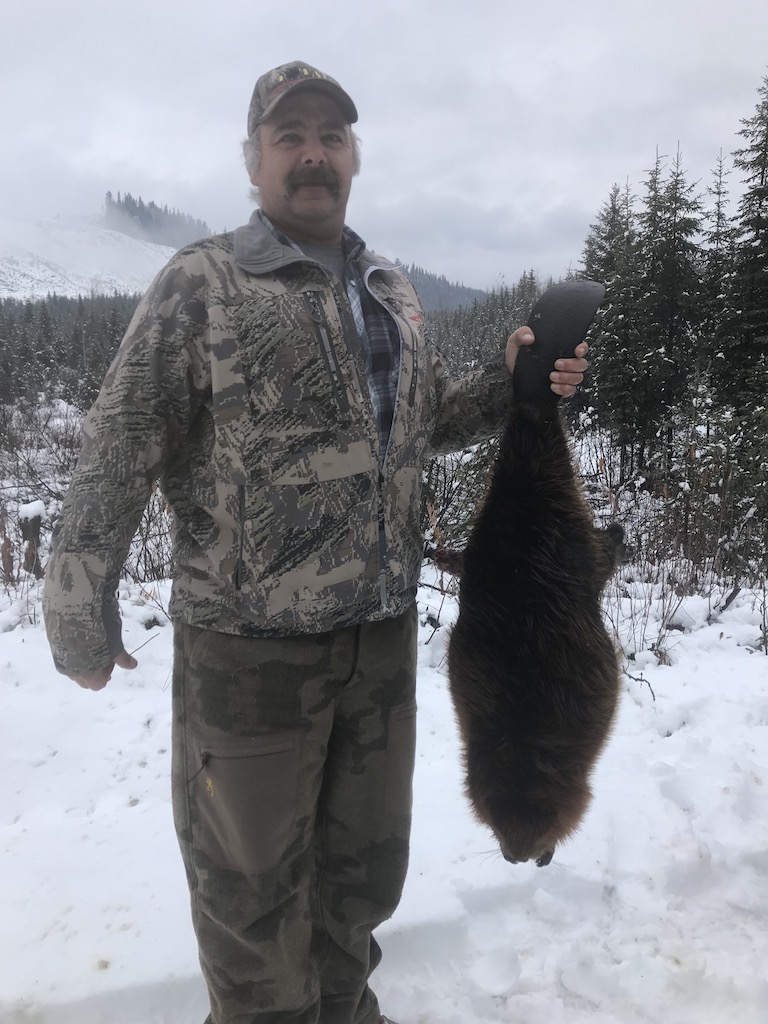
{"left": 233, "top": 210, "right": 306, "bottom": 274}
{"left": 234, "top": 209, "right": 399, "bottom": 277}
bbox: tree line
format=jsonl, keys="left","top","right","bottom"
{"left": 0, "top": 292, "right": 142, "bottom": 409}
{"left": 426, "top": 71, "right": 768, "bottom": 584}
{"left": 1, "top": 71, "right": 766, "bottom": 588}
{"left": 104, "top": 191, "right": 211, "bottom": 248}
{"left": 0, "top": 266, "right": 484, "bottom": 412}
{"left": 402, "top": 264, "right": 486, "bottom": 312}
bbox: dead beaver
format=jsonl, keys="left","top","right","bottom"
{"left": 447, "top": 280, "right": 624, "bottom": 867}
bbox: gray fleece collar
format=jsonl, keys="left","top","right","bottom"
{"left": 233, "top": 209, "right": 399, "bottom": 277}
{"left": 233, "top": 210, "right": 304, "bottom": 274}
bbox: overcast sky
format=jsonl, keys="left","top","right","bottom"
{"left": 1, "top": 0, "right": 766, "bottom": 289}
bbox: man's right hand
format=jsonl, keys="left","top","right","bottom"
{"left": 70, "top": 649, "right": 138, "bottom": 691}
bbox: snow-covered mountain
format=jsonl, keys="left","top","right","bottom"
{"left": 0, "top": 215, "right": 177, "bottom": 299}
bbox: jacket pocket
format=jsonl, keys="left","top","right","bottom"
{"left": 232, "top": 291, "right": 353, "bottom": 433}
{"left": 237, "top": 472, "right": 379, "bottom": 594}
{"left": 190, "top": 731, "right": 301, "bottom": 874}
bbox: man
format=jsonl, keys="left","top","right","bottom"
{"left": 43, "top": 62, "right": 589, "bottom": 1024}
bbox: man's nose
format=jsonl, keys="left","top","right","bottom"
{"left": 301, "top": 139, "right": 327, "bottom": 164}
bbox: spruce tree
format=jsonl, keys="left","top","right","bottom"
{"left": 714, "top": 71, "right": 768, "bottom": 410}
{"left": 696, "top": 151, "right": 738, "bottom": 405}
{"left": 580, "top": 181, "right": 643, "bottom": 479}
{"left": 635, "top": 148, "right": 703, "bottom": 474}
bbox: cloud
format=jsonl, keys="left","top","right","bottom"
{"left": 1, "top": 0, "right": 765, "bottom": 285}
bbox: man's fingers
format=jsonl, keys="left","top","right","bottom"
{"left": 550, "top": 351, "right": 589, "bottom": 395}
{"left": 550, "top": 381, "right": 580, "bottom": 398}
{"left": 511, "top": 327, "right": 535, "bottom": 347}
{"left": 70, "top": 649, "right": 137, "bottom": 690}
{"left": 505, "top": 332, "right": 589, "bottom": 377}
{"left": 504, "top": 327, "right": 535, "bottom": 373}
{"left": 72, "top": 669, "right": 111, "bottom": 690}
{"left": 554, "top": 356, "right": 589, "bottom": 374}
{"left": 114, "top": 649, "right": 138, "bottom": 670}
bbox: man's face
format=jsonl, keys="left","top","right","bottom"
{"left": 251, "top": 90, "right": 357, "bottom": 244}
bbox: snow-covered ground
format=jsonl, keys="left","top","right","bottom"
{"left": 1, "top": 571, "right": 767, "bottom": 1024}
{"left": 0, "top": 215, "right": 175, "bottom": 299}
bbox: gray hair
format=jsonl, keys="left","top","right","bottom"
{"left": 242, "top": 128, "right": 362, "bottom": 179}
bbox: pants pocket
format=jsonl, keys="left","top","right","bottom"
{"left": 384, "top": 699, "right": 418, "bottom": 817}
{"left": 191, "top": 731, "right": 301, "bottom": 874}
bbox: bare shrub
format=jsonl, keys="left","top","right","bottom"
{"left": 124, "top": 485, "right": 174, "bottom": 584}
{"left": 1, "top": 398, "right": 173, "bottom": 622}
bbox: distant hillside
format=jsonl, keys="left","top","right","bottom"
{"left": 0, "top": 213, "right": 486, "bottom": 318}
{"left": 104, "top": 191, "right": 211, "bottom": 249}
{"left": 403, "top": 263, "right": 486, "bottom": 313}
{"left": 0, "top": 215, "right": 175, "bottom": 300}
{"left": 0, "top": 267, "right": 535, "bottom": 413}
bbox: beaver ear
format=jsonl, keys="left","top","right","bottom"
{"left": 605, "top": 522, "right": 630, "bottom": 565}
{"left": 606, "top": 522, "right": 624, "bottom": 543}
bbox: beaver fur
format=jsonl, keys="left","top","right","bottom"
{"left": 447, "top": 397, "right": 624, "bottom": 867}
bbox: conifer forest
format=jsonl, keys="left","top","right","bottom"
{"left": 1, "top": 71, "right": 766, "bottom": 602}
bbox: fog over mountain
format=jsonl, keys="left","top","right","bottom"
{"left": 0, "top": 214, "right": 485, "bottom": 313}
{"left": 0, "top": 216, "right": 175, "bottom": 300}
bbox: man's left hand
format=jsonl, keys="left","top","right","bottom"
{"left": 504, "top": 327, "right": 589, "bottom": 398}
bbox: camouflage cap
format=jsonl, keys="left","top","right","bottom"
{"left": 247, "top": 61, "right": 358, "bottom": 137}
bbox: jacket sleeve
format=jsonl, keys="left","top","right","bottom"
{"left": 42, "top": 249, "right": 210, "bottom": 676}
{"left": 426, "top": 344, "right": 515, "bottom": 457}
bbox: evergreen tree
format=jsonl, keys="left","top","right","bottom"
{"left": 579, "top": 181, "right": 643, "bottom": 479}
{"left": 0, "top": 293, "right": 143, "bottom": 409}
{"left": 635, "top": 148, "right": 703, "bottom": 473}
{"left": 699, "top": 151, "right": 738, "bottom": 389}
{"left": 402, "top": 264, "right": 486, "bottom": 313}
{"left": 103, "top": 190, "right": 211, "bottom": 247}
{"left": 424, "top": 272, "right": 544, "bottom": 371}
{"left": 714, "top": 71, "right": 768, "bottom": 410}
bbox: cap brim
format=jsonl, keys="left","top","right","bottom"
{"left": 255, "top": 80, "right": 358, "bottom": 131}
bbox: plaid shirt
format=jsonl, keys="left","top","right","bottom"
{"left": 258, "top": 212, "right": 400, "bottom": 458}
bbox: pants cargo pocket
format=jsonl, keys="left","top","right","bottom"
{"left": 190, "top": 731, "right": 301, "bottom": 874}
{"left": 384, "top": 699, "right": 418, "bottom": 817}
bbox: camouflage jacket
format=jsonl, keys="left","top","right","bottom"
{"left": 43, "top": 213, "right": 516, "bottom": 675}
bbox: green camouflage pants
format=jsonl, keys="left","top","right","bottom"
{"left": 171, "top": 605, "right": 418, "bottom": 1024}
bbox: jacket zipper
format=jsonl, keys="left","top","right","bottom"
{"left": 304, "top": 292, "right": 350, "bottom": 415}
{"left": 234, "top": 484, "right": 246, "bottom": 590}
{"left": 376, "top": 469, "right": 389, "bottom": 613}
{"left": 359, "top": 268, "right": 418, "bottom": 616}
{"left": 306, "top": 271, "right": 391, "bottom": 615}
{"left": 361, "top": 269, "right": 415, "bottom": 615}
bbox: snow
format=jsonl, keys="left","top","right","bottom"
{"left": 0, "top": 216, "right": 175, "bottom": 299}
{"left": 2, "top": 572, "right": 767, "bottom": 1024}
{"left": 18, "top": 500, "right": 46, "bottom": 522}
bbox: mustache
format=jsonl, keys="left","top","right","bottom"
{"left": 285, "top": 167, "right": 341, "bottom": 198}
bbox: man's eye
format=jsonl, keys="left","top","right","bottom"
{"left": 323, "top": 133, "right": 344, "bottom": 144}
{"left": 278, "top": 132, "right": 301, "bottom": 143}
